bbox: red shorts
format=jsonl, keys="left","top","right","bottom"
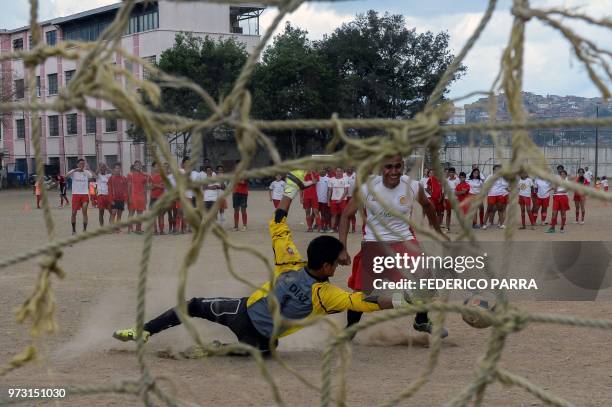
{"left": 430, "top": 197, "right": 444, "bottom": 212}
{"left": 329, "top": 200, "right": 346, "bottom": 215}
{"left": 573, "top": 194, "right": 585, "bottom": 202}
{"left": 487, "top": 195, "right": 508, "bottom": 206}
{"left": 535, "top": 197, "right": 550, "bottom": 208}
{"left": 129, "top": 195, "right": 146, "bottom": 211}
{"left": 71, "top": 194, "right": 89, "bottom": 210}
{"left": 553, "top": 195, "right": 570, "bottom": 211}
{"left": 458, "top": 199, "right": 469, "bottom": 214}
{"left": 348, "top": 240, "right": 420, "bottom": 291}
{"left": 302, "top": 196, "right": 318, "bottom": 209}
{"left": 272, "top": 199, "right": 280, "bottom": 208}
{"left": 518, "top": 195, "right": 532, "bottom": 206}
{"left": 97, "top": 194, "right": 112, "bottom": 209}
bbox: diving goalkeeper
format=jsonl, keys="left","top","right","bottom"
{"left": 112, "top": 192, "right": 425, "bottom": 354}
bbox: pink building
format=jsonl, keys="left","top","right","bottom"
{"left": 0, "top": 0, "right": 263, "bottom": 175}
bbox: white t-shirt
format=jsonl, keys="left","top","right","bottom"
{"left": 534, "top": 178, "right": 551, "bottom": 199}
{"left": 316, "top": 176, "right": 330, "bottom": 203}
{"left": 71, "top": 170, "right": 92, "bottom": 195}
{"left": 602, "top": 179, "right": 609, "bottom": 188}
{"left": 446, "top": 177, "right": 460, "bottom": 196}
{"left": 362, "top": 175, "right": 419, "bottom": 241}
{"left": 186, "top": 170, "right": 201, "bottom": 199}
{"left": 217, "top": 180, "right": 228, "bottom": 199}
{"left": 345, "top": 173, "right": 356, "bottom": 197}
{"left": 96, "top": 173, "right": 111, "bottom": 195}
{"left": 518, "top": 177, "right": 533, "bottom": 198}
{"left": 420, "top": 176, "right": 430, "bottom": 198}
{"left": 467, "top": 178, "right": 483, "bottom": 195}
{"left": 554, "top": 177, "right": 568, "bottom": 195}
{"left": 269, "top": 180, "right": 286, "bottom": 201}
{"left": 486, "top": 174, "right": 509, "bottom": 196}
{"left": 328, "top": 177, "right": 348, "bottom": 201}
{"left": 584, "top": 170, "right": 593, "bottom": 183}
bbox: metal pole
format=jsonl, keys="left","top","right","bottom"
{"left": 595, "top": 105, "right": 599, "bottom": 180}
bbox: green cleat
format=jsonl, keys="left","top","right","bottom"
{"left": 112, "top": 328, "right": 150, "bottom": 343}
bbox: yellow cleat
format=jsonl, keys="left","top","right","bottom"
{"left": 112, "top": 328, "right": 150, "bottom": 343}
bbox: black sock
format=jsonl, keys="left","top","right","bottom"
{"left": 415, "top": 312, "right": 429, "bottom": 325}
{"left": 144, "top": 308, "right": 182, "bottom": 335}
{"left": 346, "top": 310, "right": 363, "bottom": 328}
{"left": 83, "top": 223, "right": 87, "bottom": 231}
{"left": 72, "top": 222, "right": 76, "bottom": 233}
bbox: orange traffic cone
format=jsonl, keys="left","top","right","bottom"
{"left": 22, "top": 202, "right": 32, "bottom": 213}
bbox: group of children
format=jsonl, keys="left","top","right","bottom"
{"left": 420, "top": 164, "right": 608, "bottom": 234}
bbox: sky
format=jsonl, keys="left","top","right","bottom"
{"left": 2, "top": 0, "right": 610, "bottom": 103}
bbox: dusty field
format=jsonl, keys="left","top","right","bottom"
{"left": 1, "top": 189, "right": 612, "bottom": 406}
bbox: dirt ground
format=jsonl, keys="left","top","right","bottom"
{"left": 1, "top": 189, "right": 612, "bottom": 406}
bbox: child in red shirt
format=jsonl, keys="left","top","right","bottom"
{"left": 108, "top": 163, "right": 128, "bottom": 233}
{"left": 233, "top": 177, "right": 249, "bottom": 231}
{"left": 456, "top": 172, "right": 471, "bottom": 215}
{"left": 127, "top": 160, "right": 149, "bottom": 234}
{"left": 149, "top": 161, "right": 166, "bottom": 234}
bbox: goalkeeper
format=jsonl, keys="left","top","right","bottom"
{"left": 113, "top": 186, "right": 428, "bottom": 354}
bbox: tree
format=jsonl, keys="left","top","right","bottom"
{"left": 128, "top": 33, "right": 248, "bottom": 160}
{"left": 251, "top": 23, "right": 338, "bottom": 157}
{"left": 317, "top": 10, "right": 464, "bottom": 120}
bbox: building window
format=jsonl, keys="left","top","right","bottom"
{"left": 105, "top": 113, "right": 117, "bottom": 132}
{"left": 85, "top": 115, "right": 97, "bottom": 134}
{"left": 15, "top": 158, "right": 28, "bottom": 173}
{"left": 48, "top": 115, "right": 59, "bottom": 137}
{"left": 67, "top": 156, "right": 78, "bottom": 170}
{"left": 13, "top": 38, "right": 23, "bottom": 50}
{"left": 47, "top": 74, "right": 58, "bottom": 95}
{"left": 126, "top": 5, "right": 159, "bottom": 35}
{"left": 14, "top": 79, "right": 25, "bottom": 99}
{"left": 36, "top": 76, "right": 41, "bottom": 97}
{"left": 46, "top": 30, "right": 57, "bottom": 46}
{"left": 63, "top": 17, "right": 113, "bottom": 42}
{"left": 104, "top": 155, "right": 118, "bottom": 167}
{"left": 85, "top": 156, "right": 97, "bottom": 172}
{"left": 230, "top": 7, "right": 263, "bottom": 36}
{"left": 66, "top": 113, "right": 78, "bottom": 135}
{"left": 16, "top": 119, "right": 25, "bottom": 139}
{"left": 142, "top": 55, "right": 156, "bottom": 79}
{"left": 65, "top": 70, "right": 76, "bottom": 85}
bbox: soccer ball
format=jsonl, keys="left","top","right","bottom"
{"left": 284, "top": 170, "right": 315, "bottom": 200}
{"left": 461, "top": 294, "right": 496, "bottom": 329}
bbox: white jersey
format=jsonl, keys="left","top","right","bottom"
{"left": 602, "top": 179, "right": 609, "bottom": 188}
{"left": 518, "top": 177, "right": 533, "bottom": 198}
{"left": 345, "top": 173, "right": 356, "bottom": 197}
{"left": 71, "top": 170, "right": 92, "bottom": 195}
{"left": 96, "top": 173, "right": 111, "bottom": 195}
{"left": 584, "top": 170, "right": 593, "bottom": 183}
{"left": 329, "top": 177, "right": 348, "bottom": 201}
{"left": 486, "top": 174, "right": 509, "bottom": 196}
{"left": 420, "top": 177, "right": 430, "bottom": 197}
{"left": 269, "top": 180, "right": 286, "bottom": 201}
{"left": 554, "top": 177, "right": 568, "bottom": 195}
{"left": 316, "top": 176, "right": 330, "bottom": 203}
{"left": 362, "top": 175, "right": 419, "bottom": 242}
{"left": 201, "top": 172, "right": 219, "bottom": 201}
{"left": 467, "top": 178, "right": 483, "bottom": 195}
{"left": 534, "top": 178, "right": 551, "bottom": 198}
{"left": 446, "top": 177, "right": 460, "bottom": 195}
{"left": 186, "top": 170, "right": 201, "bottom": 199}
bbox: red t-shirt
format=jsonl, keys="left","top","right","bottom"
{"left": 108, "top": 175, "right": 128, "bottom": 201}
{"left": 127, "top": 172, "right": 148, "bottom": 199}
{"left": 303, "top": 172, "right": 319, "bottom": 200}
{"left": 427, "top": 176, "right": 442, "bottom": 201}
{"left": 456, "top": 181, "right": 470, "bottom": 202}
{"left": 234, "top": 180, "right": 248, "bottom": 195}
{"left": 150, "top": 173, "right": 164, "bottom": 199}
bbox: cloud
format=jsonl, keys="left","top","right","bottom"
{"left": 49, "top": 0, "right": 116, "bottom": 17}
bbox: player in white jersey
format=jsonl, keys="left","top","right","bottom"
{"left": 66, "top": 158, "right": 93, "bottom": 235}
{"left": 268, "top": 174, "right": 286, "bottom": 208}
{"left": 467, "top": 168, "right": 484, "bottom": 228}
{"left": 444, "top": 167, "right": 460, "bottom": 232}
{"left": 95, "top": 163, "right": 112, "bottom": 227}
{"left": 344, "top": 167, "right": 357, "bottom": 233}
{"left": 482, "top": 165, "right": 509, "bottom": 229}
{"left": 316, "top": 169, "right": 331, "bottom": 232}
{"left": 547, "top": 170, "right": 570, "bottom": 233}
{"left": 584, "top": 167, "right": 593, "bottom": 184}
{"left": 328, "top": 168, "right": 349, "bottom": 232}
{"left": 517, "top": 172, "right": 535, "bottom": 229}
{"left": 338, "top": 154, "right": 448, "bottom": 337}
{"left": 532, "top": 177, "right": 551, "bottom": 225}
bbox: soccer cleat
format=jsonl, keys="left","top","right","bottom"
{"left": 413, "top": 321, "right": 448, "bottom": 338}
{"left": 112, "top": 328, "right": 150, "bottom": 343}
{"left": 580, "top": 221, "right": 585, "bottom": 225}
{"left": 481, "top": 224, "right": 487, "bottom": 230}
{"left": 546, "top": 227, "right": 555, "bottom": 233}
{"left": 241, "top": 226, "right": 247, "bottom": 232}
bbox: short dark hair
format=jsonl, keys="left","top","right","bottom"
{"left": 307, "top": 236, "right": 344, "bottom": 270}
{"left": 217, "top": 165, "right": 224, "bottom": 170}
{"left": 204, "top": 165, "right": 212, "bottom": 171}
{"left": 459, "top": 172, "right": 466, "bottom": 177}
{"left": 113, "top": 162, "right": 121, "bottom": 168}
{"left": 557, "top": 165, "right": 564, "bottom": 170}
{"left": 77, "top": 158, "right": 85, "bottom": 163}
{"left": 182, "top": 157, "right": 190, "bottom": 164}
{"left": 448, "top": 167, "right": 456, "bottom": 173}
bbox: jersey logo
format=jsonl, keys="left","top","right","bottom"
{"left": 399, "top": 195, "right": 409, "bottom": 206}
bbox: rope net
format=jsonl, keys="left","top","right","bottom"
{"left": 1, "top": 0, "right": 612, "bottom": 406}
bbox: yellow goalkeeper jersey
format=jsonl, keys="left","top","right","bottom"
{"left": 246, "top": 217, "right": 380, "bottom": 338}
